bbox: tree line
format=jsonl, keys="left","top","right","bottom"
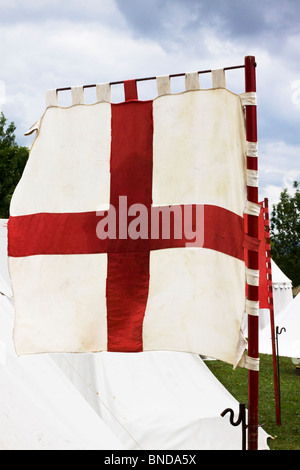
{"left": 0, "top": 112, "right": 28, "bottom": 218}
{"left": 0, "top": 112, "right": 299, "bottom": 288}
{"left": 270, "top": 181, "right": 300, "bottom": 289}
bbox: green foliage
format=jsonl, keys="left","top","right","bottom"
{"left": 0, "top": 112, "right": 29, "bottom": 218}
{"left": 270, "top": 181, "right": 300, "bottom": 288}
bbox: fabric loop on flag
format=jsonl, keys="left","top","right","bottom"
{"left": 246, "top": 268, "right": 260, "bottom": 287}
{"left": 46, "top": 89, "right": 58, "bottom": 108}
{"left": 247, "top": 169, "right": 259, "bottom": 188}
{"left": 156, "top": 75, "right": 171, "bottom": 96}
{"left": 96, "top": 83, "right": 111, "bottom": 103}
{"left": 243, "top": 233, "right": 261, "bottom": 252}
{"left": 244, "top": 201, "right": 261, "bottom": 217}
{"left": 243, "top": 355, "right": 260, "bottom": 371}
{"left": 211, "top": 69, "right": 226, "bottom": 88}
{"left": 239, "top": 92, "right": 257, "bottom": 106}
{"left": 246, "top": 141, "right": 258, "bottom": 158}
{"left": 246, "top": 299, "right": 259, "bottom": 316}
{"left": 71, "top": 86, "right": 84, "bottom": 106}
{"left": 185, "top": 72, "right": 200, "bottom": 91}
{"left": 124, "top": 80, "right": 138, "bottom": 101}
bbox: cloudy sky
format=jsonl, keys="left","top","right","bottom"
{"left": 0, "top": 0, "right": 299, "bottom": 209}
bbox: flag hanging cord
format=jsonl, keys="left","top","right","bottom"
{"left": 55, "top": 64, "right": 245, "bottom": 93}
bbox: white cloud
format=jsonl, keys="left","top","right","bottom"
{"left": 0, "top": 81, "right": 6, "bottom": 112}
{"left": 259, "top": 140, "right": 300, "bottom": 208}
{"left": 0, "top": 16, "right": 170, "bottom": 141}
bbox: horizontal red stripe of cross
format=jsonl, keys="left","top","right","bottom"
{"left": 8, "top": 205, "right": 244, "bottom": 259}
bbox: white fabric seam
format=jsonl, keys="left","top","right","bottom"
{"left": 247, "top": 169, "right": 259, "bottom": 188}
{"left": 46, "top": 89, "right": 58, "bottom": 108}
{"left": 96, "top": 83, "right": 111, "bottom": 103}
{"left": 185, "top": 72, "right": 200, "bottom": 91}
{"left": 244, "top": 355, "right": 260, "bottom": 371}
{"left": 244, "top": 201, "right": 261, "bottom": 217}
{"left": 71, "top": 86, "right": 84, "bottom": 106}
{"left": 246, "top": 299, "right": 259, "bottom": 316}
{"left": 246, "top": 141, "right": 258, "bottom": 158}
{"left": 211, "top": 69, "right": 226, "bottom": 88}
{"left": 246, "top": 268, "right": 260, "bottom": 287}
{"left": 156, "top": 75, "right": 171, "bottom": 96}
{"left": 239, "top": 91, "right": 257, "bottom": 106}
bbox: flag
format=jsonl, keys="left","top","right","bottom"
{"left": 8, "top": 78, "right": 248, "bottom": 367}
{"left": 258, "top": 204, "right": 271, "bottom": 309}
{"left": 244, "top": 204, "right": 270, "bottom": 310}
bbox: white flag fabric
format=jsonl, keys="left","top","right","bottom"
{"left": 8, "top": 83, "right": 248, "bottom": 367}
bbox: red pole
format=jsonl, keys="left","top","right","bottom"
{"left": 263, "top": 198, "right": 281, "bottom": 424}
{"left": 245, "top": 55, "right": 259, "bottom": 450}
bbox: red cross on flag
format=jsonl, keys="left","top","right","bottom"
{"left": 8, "top": 77, "right": 248, "bottom": 367}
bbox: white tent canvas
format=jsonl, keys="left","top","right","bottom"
{"left": 0, "top": 220, "right": 12, "bottom": 298}
{"left": 52, "top": 351, "right": 270, "bottom": 450}
{"left": 242, "top": 259, "right": 293, "bottom": 336}
{"left": 0, "top": 293, "right": 123, "bottom": 450}
{"left": 259, "top": 293, "right": 300, "bottom": 359}
{"left": 271, "top": 260, "right": 293, "bottom": 316}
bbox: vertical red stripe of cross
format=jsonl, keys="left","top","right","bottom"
{"left": 106, "top": 81, "right": 153, "bottom": 352}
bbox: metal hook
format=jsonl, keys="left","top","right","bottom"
{"left": 275, "top": 325, "right": 286, "bottom": 424}
{"left": 221, "top": 403, "right": 247, "bottom": 450}
{"left": 276, "top": 326, "right": 286, "bottom": 336}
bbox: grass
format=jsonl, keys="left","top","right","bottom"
{"left": 205, "top": 354, "right": 300, "bottom": 450}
